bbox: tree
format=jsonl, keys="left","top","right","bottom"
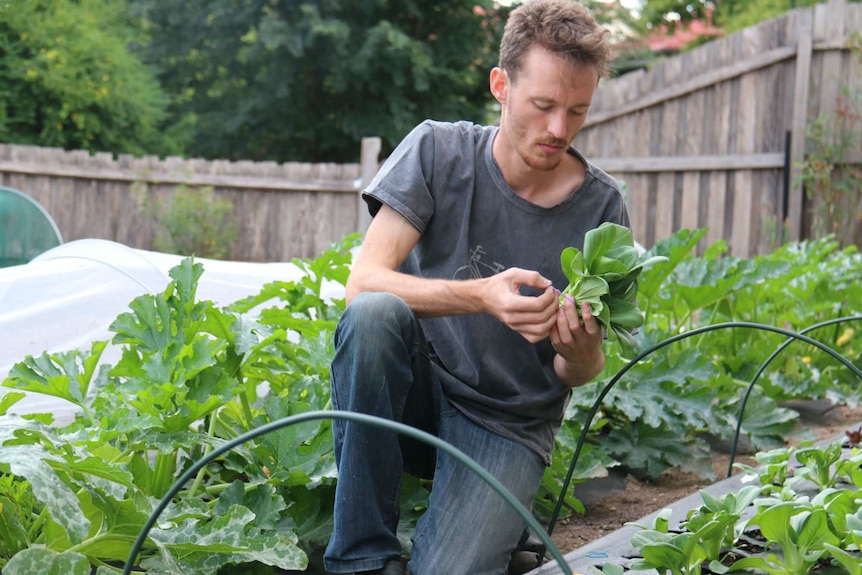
{"left": 0, "top": 0, "right": 185, "bottom": 156}
{"left": 130, "top": 0, "right": 512, "bottom": 163}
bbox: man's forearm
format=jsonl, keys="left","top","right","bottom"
{"left": 346, "top": 267, "right": 488, "bottom": 317}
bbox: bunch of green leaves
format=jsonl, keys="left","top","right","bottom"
{"left": 558, "top": 222, "right": 668, "bottom": 354}
{"left": 0, "top": 235, "right": 362, "bottom": 574}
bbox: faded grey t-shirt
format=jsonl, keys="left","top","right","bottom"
{"left": 362, "top": 119, "right": 631, "bottom": 465}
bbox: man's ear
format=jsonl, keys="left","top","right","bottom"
{"left": 489, "top": 67, "right": 507, "bottom": 103}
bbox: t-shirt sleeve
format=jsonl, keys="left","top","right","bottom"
{"left": 361, "top": 121, "right": 438, "bottom": 234}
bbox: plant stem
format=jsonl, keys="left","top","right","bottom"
{"left": 240, "top": 391, "right": 254, "bottom": 431}
{"left": 152, "top": 451, "right": 176, "bottom": 499}
{"left": 186, "top": 412, "right": 219, "bottom": 498}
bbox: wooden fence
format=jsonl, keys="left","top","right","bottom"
{"left": 1, "top": 0, "right": 859, "bottom": 261}
{"left": 0, "top": 138, "right": 381, "bottom": 262}
{"left": 577, "top": 0, "right": 862, "bottom": 256}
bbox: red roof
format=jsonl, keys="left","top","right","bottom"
{"left": 645, "top": 18, "right": 723, "bottom": 53}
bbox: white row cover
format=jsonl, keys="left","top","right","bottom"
{"left": 0, "top": 239, "right": 346, "bottom": 423}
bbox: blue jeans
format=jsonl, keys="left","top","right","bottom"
{"left": 324, "top": 293, "right": 546, "bottom": 575}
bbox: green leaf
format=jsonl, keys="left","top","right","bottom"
{"left": 0, "top": 495, "right": 29, "bottom": 559}
{"left": 213, "top": 482, "right": 287, "bottom": 531}
{"left": 0, "top": 391, "right": 25, "bottom": 415}
{"left": 3, "top": 341, "right": 107, "bottom": 408}
{"left": 824, "top": 543, "right": 862, "bottom": 575}
{"left": 560, "top": 247, "right": 584, "bottom": 285}
{"left": 151, "top": 505, "right": 307, "bottom": 572}
{"left": 583, "top": 222, "right": 633, "bottom": 272}
{"left": 607, "top": 296, "right": 645, "bottom": 330}
{"left": 575, "top": 275, "right": 611, "bottom": 302}
{"left": 606, "top": 422, "right": 713, "bottom": 479}
{"left": 0, "top": 446, "right": 90, "bottom": 544}
{"left": 589, "top": 255, "right": 631, "bottom": 280}
{"left": 111, "top": 294, "right": 174, "bottom": 352}
{"left": 251, "top": 398, "right": 334, "bottom": 488}
{"left": 281, "top": 485, "right": 336, "bottom": 547}
{"left": 3, "top": 547, "right": 91, "bottom": 575}
{"left": 46, "top": 456, "right": 135, "bottom": 490}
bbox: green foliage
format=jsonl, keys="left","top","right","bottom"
{"left": 628, "top": 507, "right": 723, "bottom": 575}
{"left": 1, "top": 235, "right": 361, "bottom": 573}
{"left": 637, "top": 0, "right": 840, "bottom": 35}
{"left": 3, "top": 227, "right": 862, "bottom": 569}
{"left": 549, "top": 228, "right": 862, "bottom": 521}
{"left": 795, "top": 32, "right": 862, "bottom": 248}
{"left": 129, "top": 0, "right": 510, "bottom": 163}
{"left": 141, "top": 183, "right": 239, "bottom": 260}
{"left": 0, "top": 0, "right": 186, "bottom": 156}
{"left": 624, "top": 440, "right": 862, "bottom": 575}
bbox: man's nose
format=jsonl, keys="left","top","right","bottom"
{"left": 547, "top": 110, "right": 568, "bottom": 140}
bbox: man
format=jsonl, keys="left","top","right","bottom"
{"left": 324, "top": 1, "right": 630, "bottom": 573}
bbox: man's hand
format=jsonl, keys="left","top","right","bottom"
{"left": 480, "top": 268, "right": 559, "bottom": 343}
{"left": 550, "top": 298, "right": 605, "bottom": 387}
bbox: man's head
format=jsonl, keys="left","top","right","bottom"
{"left": 498, "top": 0, "right": 610, "bottom": 83}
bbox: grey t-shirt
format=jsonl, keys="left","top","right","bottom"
{"left": 363, "top": 119, "right": 631, "bottom": 464}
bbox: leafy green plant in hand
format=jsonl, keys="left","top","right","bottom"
{"left": 559, "top": 222, "right": 668, "bottom": 353}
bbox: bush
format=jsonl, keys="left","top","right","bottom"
{"left": 143, "top": 183, "right": 238, "bottom": 260}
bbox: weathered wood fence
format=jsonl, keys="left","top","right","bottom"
{"left": 1, "top": 0, "right": 858, "bottom": 261}
{"left": 578, "top": 0, "right": 862, "bottom": 256}
{"left": 0, "top": 138, "right": 381, "bottom": 261}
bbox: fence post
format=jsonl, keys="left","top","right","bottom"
{"left": 786, "top": 7, "right": 814, "bottom": 242}
{"left": 357, "top": 137, "right": 381, "bottom": 233}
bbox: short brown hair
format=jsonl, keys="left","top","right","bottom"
{"left": 499, "top": 0, "right": 611, "bottom": 81}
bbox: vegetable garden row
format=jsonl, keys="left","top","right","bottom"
{"left": 1, "top": 227, "right": 860, "bottom": 574}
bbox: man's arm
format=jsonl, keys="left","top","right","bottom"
{"left": 347, "top": 204, "right": 559, "bottom": 343}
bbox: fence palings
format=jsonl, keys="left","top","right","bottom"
{"left": 0, "top": 139, "right": 381, "bottom": 262}
{"left": 577, "top": 0, "right": 862, "bottom": 256}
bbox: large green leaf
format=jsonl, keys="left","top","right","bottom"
{"left": 605, "top": 422, "right": 714, "bottom": 479}
{"left": 636, "top": 228, "right": 706, "bottom": 301}
{"left": 3, "top": 547, "right": 91, "bottom": 575}
{"left": 0, "top": 446, "right": 90, "bottom": 544}
{"left": 150, "top": 505, "right": 307, "bottom": 572}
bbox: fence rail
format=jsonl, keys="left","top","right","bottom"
{"left": 578, "top": 0, "right": 861, "bottom": 256}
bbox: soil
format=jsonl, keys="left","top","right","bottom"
{"left": 544, "top": 402, "right": 862, "bottom": 556}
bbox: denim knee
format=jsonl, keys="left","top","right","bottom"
{"left": 340, "top": 292, "right": 413, "bottom": 335}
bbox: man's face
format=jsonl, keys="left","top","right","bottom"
{"left": 493, "top": 46, "right": 598, "bottom": 172}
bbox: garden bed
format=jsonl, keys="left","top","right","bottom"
{"left": 527, "top": 403, "right": 862, "bottom": 575}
